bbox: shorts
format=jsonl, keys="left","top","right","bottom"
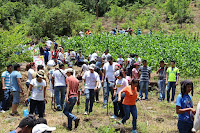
{"left": 12, "top": 91, "right": 20, "bottom": 104}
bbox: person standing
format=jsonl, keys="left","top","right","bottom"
{"left": 166, "top": 60, "right": 180, "bottom": 103}
{"left": 156, "top": 61, "right": 168, "bottom": 101}
{"left": 132, "top": 63, "right": 140, "bottom": 80}
{"left": 26, "top": 70, "right": 47, "bottom": 118}
{"left": 138, "top": 60, "right": 151, "bottom": 100}
{"left": 0, "top": 65, "right": 13, "bottom": 112}
{"left": 51, "top": 64, "right": 66, "bottom": 111}
{"left": 135, "top": 54, "right": 141, "bottom": 65}
{"left": 26, "top": 62, "right": 36, "bottom": 89}
{"left": 82, "top": 64, "right": 99, "bottom": 115}
{"left": 102, "top": 49, "right": 111, "bottom": 63}
{"left": 117, "top": 55, "right": 124, "bottom": 68}
{"left": 63, "top": 68, "right": 80, "bottom": 130}
{"left": 10, "top": 64, "right": 24, "bottom": 116}
{"left": 101, "top": 55, "right": 117, "bottom": 108}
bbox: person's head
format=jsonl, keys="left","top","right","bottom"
{"left": 7, "top": 64, "right": 13, "bottom": 72}
{"left": 68, "top": 62, "right": 73, "bottom": 68}
{"left": 115, "top": 70, "right": 123, "bottom": 79}
{"left": 180, "top": 80, "right": 193, "bottom": 96}
{"left": 65, "top": 68, "right": 73, "bottom": 77}
{"left": 160, "top": 60, "right": 165, "bottom": 67}
{"left": 122, "top": 68, "right": 127, "bottom": 76}
{"left": 131, "top": 79, "right": 139, "bottom": 88}
{"left": 107, "top": 55, "right": 113, "bottom": 64}
{"left": 104, "top": 49, "right": 109, "bottom": 55}
{"left": 37, "top": 65, "right": 44, "bottom": 71}
{"left": 59, "top": 64, "right": 65, "bottom": 70}
{"left": 83, "top": 59, "right": 88, "bottom": 65}
{"left": 36, "top": 70, "right": 45, "bottom": 82}
{"left": 26, "top": 62, "right": 35, "bottom": 71}
{"left": 115, "top": 64, "right": 121, "bottom": 71}
{"left": 89, "top": 64, "right": 95, "bottom": 73}
{"left": 133, "top": 63, "right": 140, "bottom": 69}
{"left": 171, "top": 60, "right": 175, "bottom": 67}
{"left": 142, "top": 60, "right": 147, "bottom": 67}
{"left": 135, "top": 54, "right": 138, "bottom": 58}
{"left": 32, "top": 124, "right": 56, "bottom": 133}
{"left": 35, "top": 118, "right": 47, "bottom": 125}
{"left": 14, "top": 64, "right": 20, "bottom": 71}
{"left": 17, "top": 116, "right": 36, "bottom": 133}
{"left": 119, "top": 54, "right": 122, "bottom": 58}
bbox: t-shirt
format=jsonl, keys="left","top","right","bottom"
{"left": 82, "top": 64, "right": 89, "bottom": 73}
{"left": 10, "top": 71, "right": 22, "bottom": 92}
{"left": 139, "top": 66, "right": 151, "bottom": 81}
{"left": 49, "top": 69, "right": 54, "bottom": 80}
{"left": 70, "top": 51, "right": 76, "bottom": 58}
{"left": 117, "top": 58, "right": 124, "bottom": 65}
{"left": 176, "top": 93, "right": 194, "bottom": 124}
{"left": 58, "top": 52, "right": 64, "bottom": 60}
{"left": 1, "top": 71, "right": 11, "bottom": 90}
{"left": 103, "top": 62, "right": 117, "bottom": 82}
{"left": 122, "top": 86, "right": 138, "bottom": 105}
{"left": 167, "top": 67, "right": 179, "bottom": 82}
{"left": 30, "top": 79, "right": 46, "bottom": 101}
{"left": 46, "top": 40, "right": 52, "bottom": 48}
{"left": 26, "top": 69, "right": 35, "bottom": 83}
{"left": 64, "top": 52, "right": 71, "bottom": 60}
{"left": 102, "top": 53, "right": 111, "bottom": 62}
{"left": 66, "top": 76, "right": 79, "bottom": 98}
{"left": 126, "top": 58, "right": 132, "bottom": 68}
{"left": 136, "top": 57, "right": 141, "bottom": 64}
{"left": 52, "top": 70, "right": 66, "bottom": 87}
{"left": 90, "top": 53, "right": 98, "bottom": 62}
{"left": 52, "top": 50, "right": 58, "bottom": 59}
{"left": 83, "top": 71, "right": 99, "bottom": 89}
{"left": 132, "top": 68, "right": 139, "bottom": 79}
{"left": 77, "top": 54, "right": 84, "bottom": 62}
{"left": 115, "top": 78, "right": 128, "bottom": 94}
{"left": 9, "top": 130, "right": 16, "bottom": 133}
{"left": 79, "top": 31, "right": 84, "bottom": 37}
{"left": 158, "top": 67, "right": 167, "bottom": 80}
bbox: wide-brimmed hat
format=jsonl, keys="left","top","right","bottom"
{"left": 115, "top": 70, "right": 121, "bottom": 77}
{"left": 65, "top": 68, "right": 73, "bottom": 73}
{"left": 37, "top": 70, "right": 46, "bottom": 79}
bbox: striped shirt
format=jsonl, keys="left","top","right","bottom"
{"left": 139, "top": 66, "right": 151, "bottom": 81}
{"left": 1, "top": 71, "right": 11, "bottom": 89}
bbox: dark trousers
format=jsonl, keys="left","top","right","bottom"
{"left": 2, "top": 90, "right": 12, "bottom": 111}
{"left": 30, "top": 99, "right": 44, "bottom": 118}
{"left": 84, "top": 89, "right": 95, "bottom": 113}
{"left": 177, "top": 120, "right": 193, "bottom": 133}
{"left": 113, "top": 93, "right": 125, "bottom": 117}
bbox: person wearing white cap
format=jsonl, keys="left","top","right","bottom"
{"left": 82, "top": 64, "right": 99, "bottom": 115}
{"left": 26, "top": 70, "right": 47, "bottom": 118}
{"left": 32, "top": 124, "right": 56, "bottom": 133}
{"left": 63, "top": 68, "right": 80, "bottom": 131}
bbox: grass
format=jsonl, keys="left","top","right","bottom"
{"left": 0, "top": 68, "right": 200, "bottom": 133}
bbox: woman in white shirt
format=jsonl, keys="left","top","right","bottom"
{"left": 26, "top": 70, "right": 47, "bottom": 118}
{"left": 25, "top": 62, "right": 36, "bottom": 89}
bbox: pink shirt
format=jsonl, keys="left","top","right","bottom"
{"left": 66, "top": 76, "right": 79, "bottom": 98}
{"left": 132, "top": 68, "right": 139, "bottom": 79}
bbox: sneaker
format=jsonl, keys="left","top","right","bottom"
{"left": 56, "top": 108, "right": 62, "bottom": 111}
{"left": 131, "top": 130, "right": 137, "bottom": 133}
{"left": 0, "top": 110, "right": 5, "bottom": 113}
{"left": 110, "top": 115, "right": 118, "bottom": 119}
{"left": 171, "top": 101, "right": 174, "bottom": 104}
{"left": 142, "top": 97, "right": 145, "bottom": 100}
{"left": 67, "top": 127, "right": 72, "bottom": 131}
{"left": 75, "top": 118, "right": 80, "bottom": 128}
{"left": 84, "top": 111, "right": 88, "bottom": 115}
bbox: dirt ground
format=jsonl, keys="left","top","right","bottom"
{"left": 0, "top": 64, "right": 200, "bottom": 133}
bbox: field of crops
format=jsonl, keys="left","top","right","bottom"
{"left": 61, "top": 33, "right": 200, "bottom": 77}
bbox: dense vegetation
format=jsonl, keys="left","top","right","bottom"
{"left": 61, "top": 33, "right": 200, "bottom": 77}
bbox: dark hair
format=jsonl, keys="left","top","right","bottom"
{"left": 37, "top": 65, "right": 44, "bottom": 71}
{"left": 180, "top": 80, "right": 193, "bottom": 97}
{"left": 14, "top": 64, "right": 20, "bottom": 70}
{"left": 18, "top": 116, "right": 36, "bottom": 128}
{"left": 7, "top": 64, "right": 12, "bottom": 68}
{"left": 142, "top": 60, "right": 147, "bottom": 63}
{"left": 160, "top": 60, "right": 164, "bottom": 64}
{"left": 36, "top": 118, "right": 47, "bottom": 125}
{"left": 105, "top": 49, "right": 109, "bottom": 53}
{"left": 135, "top": 54, "right": 138, "bottom": 56}
{"left": 171, "top": 60, "right": 175, "bottom": 63}
{"left": 131, "top": 79, "right": 139, "bottom": 85}
{"left": 118, "top": 70, "right": 124, "bottom": 78}
{"left": 59, "top": 64, "right": 64, "bottom": 69}
{"left": 26, "top": 62, "right": 35, "bottom": 71}
{"left": 42, "top": 131, "right": 52, "bottom": 133}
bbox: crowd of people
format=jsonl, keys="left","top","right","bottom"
{"left": 0, "top": 40, "right": 200, "bottom": 133}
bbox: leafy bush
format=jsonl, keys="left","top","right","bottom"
{"left": 105, "top": 5, "right": 126, "bottom": 22}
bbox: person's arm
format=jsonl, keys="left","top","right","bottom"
{"left": 25, "top": 84, "right": 33, "bottom": 102}
{"left": 118, "top": 88, "right": 125, "bottom": 102}
{"left": 17, "top": 78, "right": 24, "bottom": 95}
{"left": 176, "top": 74, "right": 180, "bottom": 86}
{"left": 192, "top": 102, "right": 200, "bottom": 133}
{"left": 51, "top": 77, "right": 54, "bottom": 88}
{"left": 1, "top": 77, "right": 5, "bottom": 90}
{"left": 94, "top": 80, "right": 99, "bottom": 92}
{"left": 101, "top": 69, "right": 105, "bottom": 84}
{"left": 77, "top": 84, "right": 80, "bottom": 105}
{"left": 132, "top": 69, "right": 136, "bottom": 79}
{"left": 65, "top": 81, "right": 70, "bottom": 103}
{"left": 156, "top": 68, "right": 160, "bottom": 74}
{"left": 176, "top": 105, "right": 196, "bottom": 114}
{"left": 44, "top": 86, "right": 47, "bottom": 103}
{"left": 82, "top": 79, "right": 85, "bottom": 93}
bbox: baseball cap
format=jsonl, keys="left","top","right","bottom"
{"left": 89, "top": 64, "right": 95, "bottom": 70}
{"left": 32, "top": 124, "right": 56, "bottom": 133}
{"left": 65, "top": 68, "right": 73, "bottom": 73}
{"left": 134, "top": 63, "right": 139, "bottom": 66}
{"left": 115, "top": 63, "right": 121, "bottom": 68}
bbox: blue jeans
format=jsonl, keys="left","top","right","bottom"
{"left": 54, "top": 86, "right": 66, "bottom": 109}
{"left": 2, "top": 90, "right": 11, "bottom": 111}
{"left": 84, "top": 89, "right": 94, "bottom": 113}
{"left": 103, "top": 81, "right": 115, "bottom": 106}
{"left": 167, "top": 82, "right": 176, "bottom": 102}
{"left": 63, "top": 97, "right": 77, "bottom": 128}
{"left": 113, "top": 93, "right": 125, "bottom": 117}
{"left": 122, "top": 105, "right": 137, "bottom": 130}
{"left": 139, "top": 81, "right": 149, "bottom": 99}
{"left": 158, "top": 80, "right": 166, "bottom": 100}
{"left": 177, "top": 120, "right": 193, "bottom": 133}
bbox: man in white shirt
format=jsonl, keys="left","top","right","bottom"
{"left": 135, "top": 54, "right": 141, "bottom": 65}
{"left": 101, "top": 55, "right": 117, "bottom": 108}
{"left": 51, "top": 64, "right": 66, "bottom": 111}
{"left": 117, "top": 54, "right": 124, "bottom": 68}
{"left": 82, "top": 64, "right": 99, "bottom": 115}
{"left": 89, "top": 52, "right": 98, "bottom": 64}
{"left": 45, "top": 40, "right": 52, "bottom": 49}
{"left": 102, "top": 49, "right": 111, "bottom": 63}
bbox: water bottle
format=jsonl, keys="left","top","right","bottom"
{"left": 23, "top": 109, "right": 29, "bottom": 117}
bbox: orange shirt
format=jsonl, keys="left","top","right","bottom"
{"left": 122, "top": 86, "right": 138, "bottom": 105}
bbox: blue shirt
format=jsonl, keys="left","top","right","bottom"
{"left": 139, "top": 66, "right": 151, "bottom": 81}
{"left": 10, "top": 71, "right": 22, "bottom": 92}
{"left": 9, "top": 130, "right": 16, "bottom": 133}
{"left": 176, "top": 93, "right": 194, "bottom": 123}
{"left": 1, "top": 71, "right": 11, "bottom": 89}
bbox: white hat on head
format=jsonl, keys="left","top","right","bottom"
{"left": 32, "top": 124, "right": 56, "bottom": 133}
{"left": 89, "top": 64, "right": 95, "bottom": 70}
{"left": 65, "top": 68, "right": 73, "bottom": 73}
